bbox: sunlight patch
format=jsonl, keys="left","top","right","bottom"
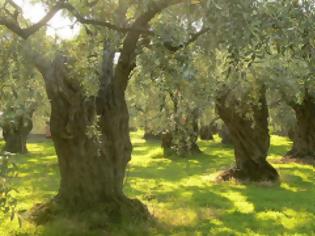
{"left": 256, "top": 209, "right": 314, "bottom": 230}
{"left": 151, "top": 207, "right": 198, "bottom": 226}
{"left": 222, "top": 191, "right": 255, "bottom": 214}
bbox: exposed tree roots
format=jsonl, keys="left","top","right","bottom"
{"left": 28, "top": 196, "right": 150, "bottom": 227}
{"left": 282, "top": 153, "right": 315, "bottom": 166}
{"left": 217, "top": 164, "right": 279, "bottom": 183}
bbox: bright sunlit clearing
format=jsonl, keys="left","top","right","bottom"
{"left": 14, "top": 0, "right": 80, "bottom": 39}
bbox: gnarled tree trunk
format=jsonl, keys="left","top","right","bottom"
{"left": 216, "top": 87, "right": 279, "bottom": 182}
{"left": 2, "top": 113, "right": 33, "bottom": 153}
{"left": 287, "top": 94, "right": 315, "bottom": 160}
{"left": 37, "top": 53, "right": 147, "bottom": 220}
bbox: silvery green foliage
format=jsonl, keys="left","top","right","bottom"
{"left": 262, "top": 54, "right": 315, "bottom": 105}
{"left": 268, "top": 90, "right": 296, "bottom": 136}
{"left": 129, "top": 32, "right": 213, "bottom": 154}
{"left": 260, "top": 0, "right": 315, "bottom": 105}
{"left": 199, "top": 0, "right": 314, "bottom": 121}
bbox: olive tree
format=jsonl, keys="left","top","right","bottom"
{"left": 262, "top": 0, "right": 315, "bottom": 161}
{"left": 0, "top": 0, "right": 207, "bottom": 219}
{"left": 0, "top": 34, "right": 45, "bottom": 153}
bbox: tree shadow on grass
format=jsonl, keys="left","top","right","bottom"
{"left": 232, "top": 164, "right": 315, "bottom": 234}
{"left": 3, "top": 133, "right": 314, "bottom": 235}
{"left": 6, "top": 143, "right": 59, "bottom": 213}
{"left": 127, "top": 152, "right": 233, "bottom": 182}
{"left": 129, "top": 137, "right": 236, "bottom": 183}
{"left": 127, "top": 134, "right": 314, "bottom": 235}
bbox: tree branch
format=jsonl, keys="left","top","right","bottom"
{"left": 163, "top": 27, "right": 210, "bottom": 52}
{"left": 0, "top": 1, "right": 154, "bottom": 39}
{"left": 115, "top": 0, "right": 188, "bottom": 89}
{"left": 0, "top": 1, "right": 66, "bottom": 39}
{"left": 61, "top": 2, "right": 153, "bottom": 35}
{"left": 0, "top": 0, "right": 200, "bottom": 42}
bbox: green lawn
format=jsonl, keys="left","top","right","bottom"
{"left": 0, "top": 132, "right": 314, "bottom": 236}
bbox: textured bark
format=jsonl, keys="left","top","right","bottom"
{"left": 287, "top": 94, "right": 315, "bottom": 160}
{"left": 44, "top": 55, "right": 103, "bottom": 207}
{"left": 2, "top": 114, "right": 33, "bottom": 153}
{"left": 216, "top": 87, "right": 279, "bottom": 182}
{"left": 25, "top": 1, "right": 173, "bottom": 218}
{"left": 36, "top": 52, "right": 147, "bottom": 220}
{"left": 25, "top": 4, "right": 170, "bottom": 220}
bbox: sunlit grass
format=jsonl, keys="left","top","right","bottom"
{"left": 0, "top": 132, "right": 314, "bottom": 235}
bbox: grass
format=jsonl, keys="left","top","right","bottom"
{"left": 0, "top": 131, "right": 314, "bottom": 235}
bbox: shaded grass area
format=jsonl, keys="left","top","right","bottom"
{"left": 0, "top": 133, "right": 314, "bottom": 235}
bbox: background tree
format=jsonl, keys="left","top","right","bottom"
{"left": 262, "top": 0, "right": 315, "bottom": 161}
{"left": 199, "top": 0, "right": 281, "bottom": 181}
{"left": 268, "top": 91, "right": 296, "bottom": 138}
{"left": 0, "top": 31, "right": 45, "bottom": 153}
{"left": 132, "top": 45, "right": 211, "bottom": 155}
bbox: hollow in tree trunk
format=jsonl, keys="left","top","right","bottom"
{"left": 2, "top": 113, "right": 33, "bottom": 154}
{"left": 287, "top": 93, "right": 315, "bottom": 160}
{"left": 216, "top": 87, "right": 279, "bottom": 182}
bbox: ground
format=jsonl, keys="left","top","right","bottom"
{"left": 0, "top": 131, "right": 314, "bottom": 236}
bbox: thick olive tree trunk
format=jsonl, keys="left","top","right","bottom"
{"left": 37, "top": 54, "right": 146, "bottom": 219}
{"left": 2, "top": 114, "right": 33, "bottom": 153}
{"left": 11, "top": 0, "right": 182, "bottom": 221}
{"left": 216, "top": 88, "right": 279, "bottom": 182}
{"left": 287, "top": 94, "right": 315, "bottom": 160}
